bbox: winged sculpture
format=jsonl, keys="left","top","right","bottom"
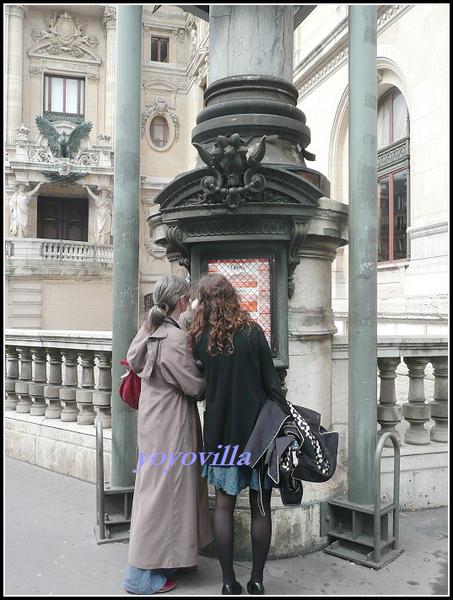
{"left": 35, "top": 115, "right": 93, "bottom": 159}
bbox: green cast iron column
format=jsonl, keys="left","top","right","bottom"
{"left": 347, "top": 5, "right": 378, "bottom": 505}
{"left": 111, "top": 5, "right": 142, "bottom": 487}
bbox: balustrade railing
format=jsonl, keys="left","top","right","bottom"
{"left": 4, "top": 332, "right": 449, "bottom": 444}
{"left": 5, "top": 238, "right": 113, "bottom": 268}
{"left": 377, "top": 351, "right": 448, "bottom": 446}
{"left": 5, "top": 330, "right": 113, "bottom": 428}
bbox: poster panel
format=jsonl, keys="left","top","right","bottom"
{"left": 207, "top": 258, "right": 272, "bottom": 346}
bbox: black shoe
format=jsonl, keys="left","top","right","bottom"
{"left": 222, "top": 581, "right": 242, "bottom": 595}
{"left": 247, "top": 580, "right": 264, "bottom": 595}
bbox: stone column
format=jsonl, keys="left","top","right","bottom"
{"left": 402, "top": 358, "right": 431, "bottom": 445}
{"left": 430, "top": 358, "right": 448, "bottom": 442}
{"left": 377, "top": 357, "right": 402, "bottom": 445}
{"left": 29, "top": 348, "right": 47, "bottom": 416}
{"left": 77, "top": 351, "right": 96, "bottom": 425}
{"left": 208, "top": 5, "right": 294, "bottom": 82}
{"left": 6, "top": 5, "right": 26, "bottom": 145}
{"left": 5, "top": 347, "right": 20, "bottom": 411}
{"left": 287, "top": 204, "right": 348, "bottom": 426}
{"left": 15, "top": 348, "right": 32, "bottom": 413}
{"left": 150, "top": 5, "right": 349, "bottom": 559}
{"left": 44, "top": 349, "right": 63, "bottom": 419}
{"left": 93, "top": 352, "right": 112, "bottom": 428}
{"left": 102, "top": 6, "right": 117, "bottom": 141}
{"left": 60, "top": 350, "right": 79, "bottom": 422}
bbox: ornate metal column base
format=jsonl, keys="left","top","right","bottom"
{"left": 321, "top": 433, "right": 403, "bottom": 569}
{"left": 321, "top": 497, "right": 404, "bottom": 569}
{"left": 95, "top": 420, "right": 134, "bottom": 544}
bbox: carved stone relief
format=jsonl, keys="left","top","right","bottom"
{"left": 141, "top": 96, "right": 180, "bottom": 147}
{"left": 28, "top": 12, "right": 101, "bottom": 64}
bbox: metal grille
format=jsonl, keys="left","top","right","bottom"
{"left": 207, "top": 258, "right": 272, "bottom": 346}
{"left": 144, "top": 293, "right": 154, "bottom": 313}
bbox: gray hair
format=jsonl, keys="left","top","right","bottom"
{"left": 146, "top": 273, "right": 190, "bottom": 330}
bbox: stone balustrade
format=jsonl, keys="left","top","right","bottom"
{"left": 377, "top": 353, "right": 448, "bottom": 446}
{"left": 5, "top": 330, "right": 113, "bottom": 428}
{"left": 331, "top": 335, "right": 448, "bottom": 448}
{"left": 4, "top": 331, "right": 449, "bottom": 447}
{"left": 5, "top": 238, "right": 113, "bottom": 269}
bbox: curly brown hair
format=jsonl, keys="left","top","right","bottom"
{"left": 188, "top": 272, "right": 255, "bottom": 356}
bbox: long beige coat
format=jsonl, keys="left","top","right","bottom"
{"left": 126, "top": 314, "right": 213, "bottom": 570}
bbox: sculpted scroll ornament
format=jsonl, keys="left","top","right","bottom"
{"left": 193, "top": 133, "right": 267, "bottom": 208}
{"left": 141, "top": 97, "right": 180, "bottom": 143}
{"left": 165, "top": 226, "right": 190, "bottom": 270}
{"left": 29, "top": 12, "right": 100, "bottom": 60}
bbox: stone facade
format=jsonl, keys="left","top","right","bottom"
{"left": 293, "top": 4, "right": 449, "bottom": 336}
{"left": 4, "top": 4, "right": 448, "bottom": 334}
{"left": 4, "top": 5, "right": 448, "bottom": 559}
{"left": 4, "top": 5, "right": 208, "bottom": 329}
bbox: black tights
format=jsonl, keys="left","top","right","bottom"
{"left": 214, "top": 487, "right": 272, "bottom": 585}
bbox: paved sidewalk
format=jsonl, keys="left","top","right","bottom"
{"left": 4, "top": 457, "right": 449, "bottom": 596}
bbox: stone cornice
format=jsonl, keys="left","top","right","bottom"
{"left": 407, "top": 221, "right": 448, "bottom": 240}
{"left": 377, "top": 137, "right": 410, "bottom": 173}
{"left": 294, "top": 5, "right": 413, "bottom": 100}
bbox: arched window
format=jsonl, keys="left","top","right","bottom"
{"left": 377, "top": 88, "right": 410, "bottom": 263}
{"left": 150, "top": 116, "right": 169, "bottom": 148}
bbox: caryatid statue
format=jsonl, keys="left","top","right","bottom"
{"left": 9, "top": 181, "right": 45, "bottom": 237}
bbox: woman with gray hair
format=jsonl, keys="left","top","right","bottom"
{"left": 123, "top": 274, "right": 212, "bottom": 595}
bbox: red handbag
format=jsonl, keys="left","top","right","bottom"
{"left": 119, "top": 360, "right": 141, "bottom": 409}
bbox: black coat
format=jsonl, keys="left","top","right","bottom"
{"left": 194, "top": 323, "right": 290, "bottom": 456}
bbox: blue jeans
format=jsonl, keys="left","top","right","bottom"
{"left": 123, "top": 564, "right": 176, "bottom": 595}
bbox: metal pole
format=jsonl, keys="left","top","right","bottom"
{"left": 96, "top": 420, "right": 105, "bottom": 539}
{"left": 347, "top": 5, "right": 378, "bottom": 505}
{"left": 111, "top": 5, "right": 142, "bottom": 488}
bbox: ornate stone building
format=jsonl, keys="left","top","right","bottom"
{"left": 5, "top": 4, "right": 448, "bottom": 335}
{"left": 5, "top": 4, "right": 208, "bottom": 329}
{"left": 4, "top": 4, "right": 448, "bottom": 552}
{"left": 293, "top": 4, "right": 448, "bottom": 336}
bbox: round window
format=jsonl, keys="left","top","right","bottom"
{"left": 150, "top": 116, "right": 169, "bottom": 148}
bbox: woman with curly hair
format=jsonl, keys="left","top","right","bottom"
{"left": 188, "top": 272, "right": 290, "bottom": 595}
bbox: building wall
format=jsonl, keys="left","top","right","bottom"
{"left": 4, "top": 5, "right": 197, "bottom": 330}
{"left": 4, "top": 4, "right": 449, "bottom": 334}
{"left": 293, "top": 4, "right": 449, "bottom": 336}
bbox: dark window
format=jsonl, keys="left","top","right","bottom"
{"left": 144, "top": 293, "right": 154, "bottom": 313}
{"left": 378, "top": 169, "right": 408, "bottom": 263}
{"left": 150, "top": 116, "right": 169, "bottom": 148}
{"left": 377, "top": 88, "right": 410, "bottom": 263}
{"left": 37, "top": 196, "right": 88, "bottom": 241}
{"left": 377, "top": 89, "right": 408, "bottom": 149}
{"left": 44, "top": 75, "right": 85, "bottom": 116}
{"left": 151, "top": 37, "right": 168, "bottom": 62}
